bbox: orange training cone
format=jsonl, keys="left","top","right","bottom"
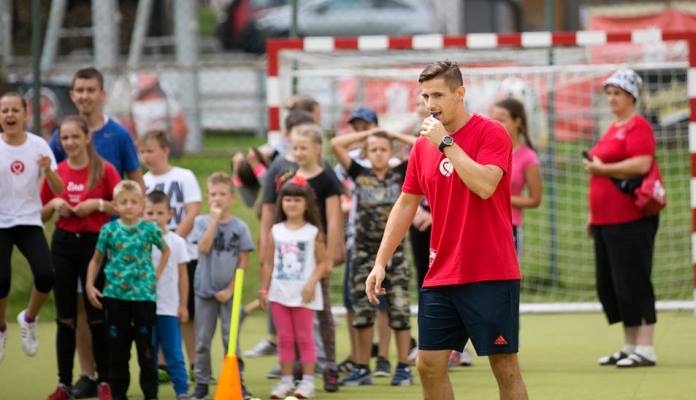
{"left": 215, "top": 268, "right": 245, "bottom": 400}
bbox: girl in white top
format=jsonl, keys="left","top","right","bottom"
{"left": 260, "top": 177, "right": 328, "bottom": 399}
{"left": 0, "top": 92, "right": 63, "bottom": 363}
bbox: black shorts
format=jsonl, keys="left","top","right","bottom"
{"left": 418, "top": 280, "right": 520, "bottom": 356}
{"left": 592, "top": 215, "right": 659, "bottom": 327}
{"left": 186, "top": 259, "right": 198, "bottom": 320}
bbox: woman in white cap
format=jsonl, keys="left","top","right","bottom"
{"left": 583, "top": 68, "right": 660, "bottom": 368}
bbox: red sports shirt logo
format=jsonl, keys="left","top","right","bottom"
{"left": 10, "top": 160, "right": 25, "bottom": 175}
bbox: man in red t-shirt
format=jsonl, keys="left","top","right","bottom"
{"left": 365, "top": 61, "right": 528, "bottom": 399}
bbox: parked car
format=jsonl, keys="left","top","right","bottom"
{"left": 217, "top": 0, "right": 288, "bottom": 50}
{"left": 218, "top": 0, "right": 438, "bottom": 53}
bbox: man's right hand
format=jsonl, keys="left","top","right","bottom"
{"left": 365, "top": 265, "right": 387, "bottom": 305}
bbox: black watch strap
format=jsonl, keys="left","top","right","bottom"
{"left": 439, "top": 136, "right": 453, "bottom": 153}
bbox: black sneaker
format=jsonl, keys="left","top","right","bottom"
{"left": 191, "top": 384, "right": 208, "bottom": 400}
{"left": 323, "top": 366, "right": 339, "bottom": 392}
{"left": 374, "top": 357, "right": 391, "bottom": 377}
{"left": 337, "top": 357, "right": 356, "bottom": 374}
{"left": 72, "top": 375, "right": 97, "bottom": 399}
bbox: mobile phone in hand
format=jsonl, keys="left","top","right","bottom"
{"left": 582, "top": 150, "right": 592, "bottom": 161}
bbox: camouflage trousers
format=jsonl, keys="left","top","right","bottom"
{"left": 350, "top": 245, "right": 411, "bottom": 330}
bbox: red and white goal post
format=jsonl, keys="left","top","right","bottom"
{"left": 266, "top": 30, "right": 696, "bottom": 314}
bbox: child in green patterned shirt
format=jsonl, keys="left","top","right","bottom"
{"left": 86, "top": 180, "right": 170, "bottom": 400}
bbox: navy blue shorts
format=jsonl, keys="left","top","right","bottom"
{"left": 418, "top": 280, "right": 520, "bottom": 356}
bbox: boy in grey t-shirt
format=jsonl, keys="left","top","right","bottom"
{"left": 189, "top": 172, "right": 255, "bottom": 400}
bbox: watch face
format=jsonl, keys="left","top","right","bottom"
{"left": 443, "top": 136, "right": 454, "bottom": 145}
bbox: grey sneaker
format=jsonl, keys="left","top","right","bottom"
{"left": 373, "top": 357, "right": 391, "bottom": 377}
{"left": 190, "top": 384, "right": 208, "bottom": 400}
{"left": 176, "top": 394, "right": 190, "bottom": 400}
{"left": 244, "top": 339, "right": 277, "bottom": 358}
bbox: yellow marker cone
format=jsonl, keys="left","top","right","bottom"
{"left": 215, "top": 268, "right": 245, "bottom": 400}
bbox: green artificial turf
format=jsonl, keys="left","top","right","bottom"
{"left": 1, "top": 312, "right": 695, "bottom": 399}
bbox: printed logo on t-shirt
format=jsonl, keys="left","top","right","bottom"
{"left": 276, "top": 240, "right": 308, "bottom": 280}
{"left": 67, "top": 181, "right": 85, "bottom": 204}
{"left": 150, "top": 181, "right": 186, "bottom": 226}
{"left": 614, "top": 128, "right": 626, "bottom": 140}
{"left": 212, "top": 231, "right": 240, "bottom": 255}
{"left": 439, "top": 158, "right": 453, "bottom": 177}
{"left": 10, "top": 160, "right": 25, "bottom": 175}
{"left": 67, "top": 181, "right": 85, "bottom": 192}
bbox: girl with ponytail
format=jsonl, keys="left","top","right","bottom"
{"left": 41, "top": 115, "right": 122, "bottom": 399}
{"left": 491, "top": 97, "right": 542, "bottom": 254}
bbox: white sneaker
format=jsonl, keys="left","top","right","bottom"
{"left": 407, "top": 346, "right": 418, "bottom": 365}
{"left": 293, "top": 380, "right": 315, "bottom": 399}
{"left": 459, "top": 347, "right": 474, "bottom": 366}
{"left": 0, "top": 325, "right": 6, "bottom": 363}
{"left": 17, "top": 310, "right": 38, "bottom": 356}
{"left": 270, "top": 381, "right": 295, "bottom": 399}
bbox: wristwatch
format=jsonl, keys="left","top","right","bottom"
{"left": 439, "top": 135, "right": 454, "bottom": 153}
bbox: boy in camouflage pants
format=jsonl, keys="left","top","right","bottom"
{"left": 330, "top": 129, "right": 416, "bottom": 387}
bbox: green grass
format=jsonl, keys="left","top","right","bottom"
{"left": 1, "top": 312, "right": 696, "bottom": 399}
{"left": 198, "top": 6, "right": 219, "bottom": 38}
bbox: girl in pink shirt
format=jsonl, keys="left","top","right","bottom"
{"left": 491, "top": 97, "right": 542, "bottom": 254}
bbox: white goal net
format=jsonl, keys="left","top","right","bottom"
{"left": 271, "top": 34, "right": 694, "bottom": 312}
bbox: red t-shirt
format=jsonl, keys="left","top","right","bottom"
{"left": 588, "top": 115, "right": 655, "bottom": 225}
{"left": 402, "top": 113, "right": 520, "bottom": 287}
{"left": 40, "top": 160, "right": 121, "bottom": 233}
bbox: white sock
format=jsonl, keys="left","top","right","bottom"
{"left": 635, "top": 345, "right": 656, "bottom": 361}
{"left": 281, "top": 375, "right": 293, "bottom": 384}
{"left": 621, "top": 344, "right": 636, "bottom": 354}
{"left": 302, "top": 374, "right": 315, "bottom": 383}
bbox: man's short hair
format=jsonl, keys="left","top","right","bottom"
{"left": 207, "top": 171, "right": 235, "bottom": 193}
{"left": 72, "top": 67, "right": 104, "bottom": 90}
{"left": 146, "top": 190, "right": 170, "bottom": 206}
{"left": 418, "top": 61, "right": 463, "bottom": 91}
{"left": 284, "top": 110, "right": 315, "bottom": 134}
{"left": 140, "top": 130, "right": 170, "bottom": 149}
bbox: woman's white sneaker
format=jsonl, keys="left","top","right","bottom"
{"left": 17, "top": 310, "right": 38, "bottom": 356}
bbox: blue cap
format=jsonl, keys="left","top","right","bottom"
{"left": 348, "top": 106, "right": 378, "bottom": 125}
